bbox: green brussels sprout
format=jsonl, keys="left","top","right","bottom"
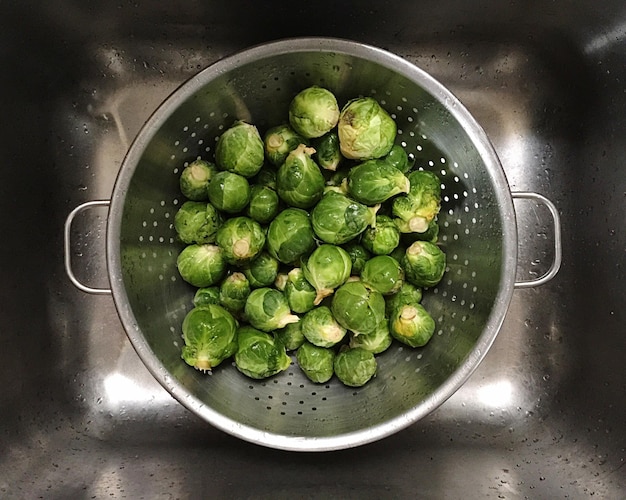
{"left": 346, "top": 159, "right": 410, "bottom": 205}
{"left": 177, "top": 244, "right": 227, "bottom": 287}
{"left": 216, "top": 216, "right": 265, "bottom": 265}
{"left": 384, "top": 281, "right": 422, "bottom": 316}
{"left": 266, "top": 208, "right": 316, "bottom": 264}
{"left": 310, "top": 191, "right": 379, "bottom": 245}
{"left": 331, "top": 281, "right": 386, "bottom": 336}
{"left": 384, "top": 144, "right": 412, "bottom": 173}
{"left": 360, "top": 255, "right": 404, "bottom": 295}
{"left": 349, "top": 320, "right": 393, "bottom": 354}
{"left": 244, "top": 287, "right": 299, "bottom": 332}
{"left": 242, "top": 251, "right": 279, "bottom": 288}
{"left": 215, "top": 121, "right": 264, "bottom": 177}
{"left": 252, "top": 166, "right": 277, "bottom": 190}
{"left": 389, "top": 303, "right": 435, "bottom": 347}
{"left": 334, "top": 346, "right": 377, "bottom": 387}
{"left": 181, "top": 304, "right": 238, "bottom": 372}
{"left": 342, "top": 242, "right": 371, "bottom": 275}
{"left": 275, "top": 321, "right": 306, "bottom": 351}
{"left": 246, "top": 185, "right": 280, "bottom": 224}
{"left": 301, "top": 306, "right": 347, "bottom": 348}
{"left": 234, "top": 326, "right": 291, "bottom": 379}
{"left": 392, "top": 170, "right": 441, "bottom": 233}
{"left": 283, "top": 267, "right": 317, "bottom": 314}
{"left": 179, "top": 159, "right": 218, "bottom": 200}
{"left": 288, "top": 86, "right": 340, "bottom": 139}
{"left": 207, "top": 171, "right": 251, "bottom": 214}
{"left": 219, "top": 272, "right": 251, "bottom": 315}
{"left": 193, "top": 286, "right": 220, "bottom": 307}
{"left": 361, "top": 215, "right": 401, "bottom": 255}
{"left": 313, "top": 131, "right": 342, "bottom": 171}
{"left": 174, "top": 201, "right": 222, "bottom": 244}
{"left": 276, "top": 144, "right": 325, "bottom": 209}
{"left": 296, "top": 342, "right": 335, "bottom": 383}
{"left": 264, "top": 124, "right": 308, "bottom": 167}
{"left": 338, "top": 97, "right": 397, "bottom": 160}
{"left": 301, "top": 244, "right": 352, "bottom": 305}
{"left": 402, "top": 241, "right": 446, "bottom": 288}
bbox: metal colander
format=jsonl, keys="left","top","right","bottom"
{"left": 66, "top": 38, "right": 561, "bottom": 451}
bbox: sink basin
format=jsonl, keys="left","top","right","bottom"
{"left": 1, "top": 1, "right": 624, "bottom": 497}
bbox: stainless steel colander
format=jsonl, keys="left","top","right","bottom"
{"left": 64, "top": 38, "right": 561, "bottom": 451}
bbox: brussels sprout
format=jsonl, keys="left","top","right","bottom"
{"left": 311, "top": 191, "right": 379, "bottom": 245}
{"left": 384, "top": 281, "right": 423, "bottom": 316}
{"left": 333, "top": 347, "right": 377, "bottom": 387}
{"left": 288, "top": 86, "right": 340, "bottom": 139}
{"left": 342, "top": 242, "right": 371, "bottom": 275}
{"left": 301, "top": 306, "right": 347, "bottom": 348}
{"left": 313, "top": 131, "right": 342, "bottom": 171}
{"left": 361, "top": 215, "right": 401, "bottom": 255}
{"left": 346, "top": 160, "right": 410, "bottom": 205}
{"left": 361, "top": 255, "right": 404, "bottom": 295}
{"left": 276, "top": 144, "right": 325, "bottom": 209}
{"left": 242, "top": 251, "right": 279, "bottom": 288}
{"left": 215, "top": 121, "right": 264, "bottom": 177}
{"left": 275, "top": 321, "right": 306, "bottom": 351}
{"left": 193, "top": 286, "right": 220, "bottom": 307}
{"left": 181, "top": 304, "right": 238, "bottom": 372}
{"left": 266, "top": 208, "right": 316, "bottom": 264}
{"left": 216, "top": 216, "right": 265, "bottom": 265}
{"left": 244, "top": 287, "right": 299, "bottom": 332}
{"left": 252, "top": 166, "right": 277, "bottom": 190}
{"left": 284, "top": 268, "right": 317, "bottom": 314}
{"left": 234, "top": 326, "right": 291, "bottom": 379}
{"left": 246, "top": 185, "right": 280, "bottom": 224}
{"left": 219, "top": 272, "right": 251, "bottom": 315}
{"left": 179, "top": 159, "right": 218, "bottom": 200}
{"left": 384, "top": 144, "right": 412, "bottom": 173}
{"left": 338, "top": 97, "right": 396, "bottom": 160}
{"left": 301, "top": 244, "right": 352, "bottom": 305}
{"left": 389, "top": 303, "right": 435, "bottom": 347}
{"left": 174, "top": 201, "right": 222, "bottom": 244}
{"left": 177, "top": 244, "right": 227, "bottom": 287}
{"left": 207, "top": 171, "right": 251, "bottom": 214}
{"left": 402, "top": 241, "right": 446, "bottom": 288}
{"left": 331, "top": 281, "right": 386, "bottom": 336}
{"left": 264, "top": 124, "right": 307, "bottom": 167}
{"left": 296, "top": 342, "right": 335, "bottom": 383}
{"left": 392, "top": 170, "right": 441, "bottom": 233}
{"left": 349, "top": 320, "right": 393, "bottom": 354}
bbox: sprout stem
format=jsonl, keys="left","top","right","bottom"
{"left": 277, "top": 314, "right": 300, "bottom": 329}
{"left": 313, "top": 288, "right": 334, "bottom": 305}
{"left": 407, "top": 216, "right": 429, "bottom": 233}
{"left": 233, "top": 239, "right": 251, "bottom": 258}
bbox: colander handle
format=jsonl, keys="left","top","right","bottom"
{"left": 64, "top": 200, "right": 112, "bottom": 295}
{"left": 512, "top": 192, "right": 562, "bottom": 288}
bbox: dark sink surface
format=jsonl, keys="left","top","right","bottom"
{"left": 1, "top": 1, "right": 624, "bottom": 497}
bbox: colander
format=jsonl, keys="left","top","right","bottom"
{"left": 64, "top": 38, "right": 561, "bottom": 451}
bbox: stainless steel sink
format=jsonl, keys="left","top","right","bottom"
{"left": 1, "top": 2, "right": 624, "bottom": 497}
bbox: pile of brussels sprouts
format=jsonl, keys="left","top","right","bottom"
{"left": 174, "top": 86, "right": 446, "bottom": 387}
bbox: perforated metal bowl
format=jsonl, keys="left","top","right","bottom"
{"left": 65, "top": 38, "right": 561, "bottom": 451}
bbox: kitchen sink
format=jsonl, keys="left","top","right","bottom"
{"left": 1, "top": 1, "right": 624, "bottom": 497}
